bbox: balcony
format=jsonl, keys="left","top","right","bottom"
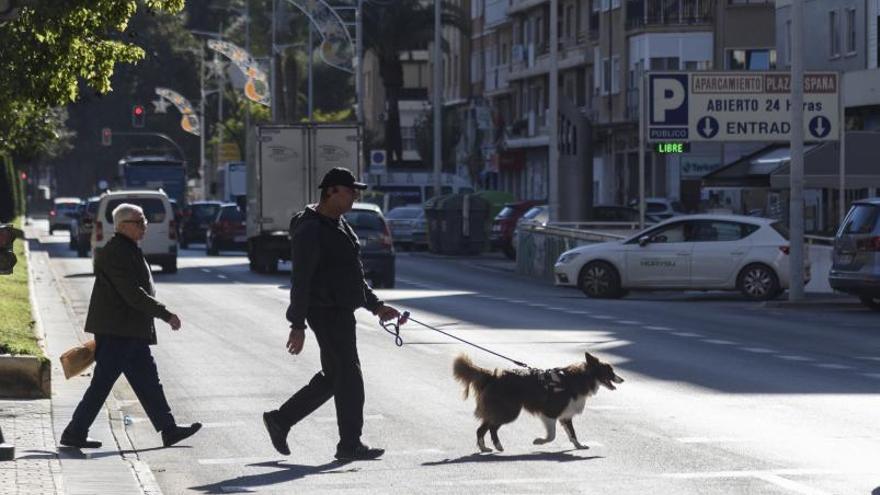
{"left": 625, "top": 0, "right": 715, "bottom": 31}
{"left": 484, "top": 65, "right": 511, "bottom": 94}
{"left": 508, "top": 0, "right": 550, "bottom": 16}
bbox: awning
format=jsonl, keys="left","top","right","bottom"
{"left": 702, "top": 132, "right": 880, "bottom": 189}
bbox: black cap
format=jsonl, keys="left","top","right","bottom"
{"left": 317, "top": 167, "right": 368, "bottom": 190}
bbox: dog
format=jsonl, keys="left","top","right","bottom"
{"left": 453, "top": 351, "right": 624, "bottom": 452}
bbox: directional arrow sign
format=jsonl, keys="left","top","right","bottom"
{"left": 809, "top": 115, "right": 831, "bottom": 139}
{"left": 697, "top": 116, "right": 719, "bottom": 139}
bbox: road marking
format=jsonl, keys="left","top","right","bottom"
{"left": 754, "top": 474, "right": 832, "bottom": 495}
{"left": 567, "top": 310, "right": 593, "bottom": 315}
{"left": 677, "top": 437, "right": 757, "bottom": 444}
{"left": 198, "top": 422, "right": 246, "bottom": 429}
{"left": 776, "top": 355, "right": 814, "bottom": 362}
{"left": 200, "top": 268, "right": 212, "bottom": 273}
{"left": 855, "top": 356, "right": 880, "bottom": 362}
{"left": 546, "top": 307, "right": 567, "bottom": 311}
{"left": 860, "top": 373, "right": 880, "bottom": 379}
{"left": 591, "top": 315, "right": 613, "bottom": 320}
{"left": 615, "top": 320, "right": 642, "bottom": 325}
{"left": 198, "top": 457, "right": 270, "bottom": 465}
{"left": 671, "top": 331, "right": 703, "bottom": 338}
{"left": 701, "top": 339, "right": 736, "bottom": 345}
{"left": 739, "top": 347, "right": 776, "bottom": 354}
{"left": 813, "top": 363, "right": 854, "bottom": 370}
{"left": 507, "top": 299, "right": 528, "bottom": 304}
{"left": 217, "top": 274, "right": 228, "bottom": 280}
{"left": 314, "top": 414, "right": 385, "bottom": 423}
{"left": 643, "top": 326, "right": 673, "bottom": 331}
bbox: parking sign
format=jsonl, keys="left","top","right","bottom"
{"left": 647, "top": 72, "right": 839, "bottom": 142}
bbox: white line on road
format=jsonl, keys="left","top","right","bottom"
{"left": 776, "top": 355, "right": 814, "bottom": 362}
{"left": 615, "top": 320, "right": 642, "bottom": 325}
{"left": 643, "top": 326, "right": 673, "bottom": 331}
{"left": 861, "top": 373, "right": 880, "bottom": 379}
{"left": 739, "top": 347, "right": 776, "bottom": 354}
{"left": 217, "top": 274, "right": 228, "bottom": 280}
{"left": 591, "top": 315, "right": 614, "bottom": 320}
{"left": 198, "top": 457, "right": 271, "bottom": 465}
{"left": 855, "top": 356, "right": 880, "bottom": 362}
{"left": 677, "top": 437, "right": 758, "bottom": 444}
{"left": 813, "top": 363, "right": 854, "bottom": 370}
{"left": 754, "top": 473, "right": 832, "bottom": 495}
{"left": 671, "top": 332, "right": 703, "bottom": 338}
{"left": 200, "top": 268, "right": 212, "bottom": 273}
{"left": 198, "top": 422, "right": 247, "bottom": 429}
{"left": 701, "top": 339, "right": 736, "bottom": 345}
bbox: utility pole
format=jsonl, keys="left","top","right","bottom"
{"left": 432, "top": 0, "right": 442, "bottom": 198}
{"left": 199, "top": 43, "right": 207, "bottom": 199}
{"left": 308, "top": 21, "right": 314, "bottom": 120}
{"left": 244, "top": 0, "right": 252, "bottom": 187}
{"left": 356, "top": 0, "right": 364, "bottom": 126}
{"left": 789, "top": 0, "right": 805, "bottom": 301}
{"left": 271, "top": 0, "right": 278, "bottom": 122}
{"left": 548, "top": 0, "right": 559, "bottom": 221}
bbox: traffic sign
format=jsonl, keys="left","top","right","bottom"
{"left": 370, "top": 149, "right": 386, "bottom": 174}
{"left": 648, "top": 72, "right": 839, "bottom": 142}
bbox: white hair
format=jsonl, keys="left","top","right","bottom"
{"left": 112, "top": 203, "right": 145, "bottom": 230}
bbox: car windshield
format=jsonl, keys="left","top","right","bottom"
{"left": 344, "top": 210, "right": 385, "bottom": 231}
{"left": 386, "top": 207, "right": 421, "bottom": 219}
{"left": 103, "top": 198, "right": 167, "bottom": 224}
{"left": 496, "top": 206, "right": 516, "bottom": 219}
{"left": 522, "top": 206, "right": 545, "bottom": 219}
{"left": 840, "top": 204, "right": 880, "bottom": 235}
{"left": 192, "top": 204, "right": 222, "bottom": 221}
{"left": 218, "top": 207, "right": 244, "bottom": 222}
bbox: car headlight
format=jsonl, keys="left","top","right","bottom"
{"left": 557, "top": 252, "right": 580, "bottom": 264}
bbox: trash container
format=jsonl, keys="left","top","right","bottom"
{"left": 428, "top": 194, "right": 491, "bottom": 255}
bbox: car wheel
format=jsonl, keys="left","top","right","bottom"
{"left": 578, "top": 261, "right": 625, "bottom": 299}
{"left": 858, "top": 295, "right": 880, "bottom": 311}
{"left": 163, "top": 259, "right": 178, "bottom": 274}
{"left": 737, "top": 264, "right": 780, "bottom": 301}
{"left": 502, "top": 244, "right": 516, "bottom": 260}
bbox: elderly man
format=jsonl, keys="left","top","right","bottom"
{"left": 60, "top": 203, "right": 200, "bottom": 449}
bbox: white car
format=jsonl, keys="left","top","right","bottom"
{"left": 628, "top": 197, "right": 685, "bottom": 219}
{"left": 92, "top": 190, "right": 179, "bottom": 273}
{"left": 554, "top": 214, "right": 810, "bottom": 301}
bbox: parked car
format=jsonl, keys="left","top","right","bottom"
{"left": 491, "top": 200, "right": 543, "bottom": 259}
{"left": 205, "top": 203, "right": 247, "bottom": 255}
{"left": 588, "top": 205, "right": 665, "bottom": 225}
{"left": 180, "top": 200, "right": 223, "bottom": 248}
{"left": 628, "top": 197, "right": 686, "bottom": 219}
{"left": 344, "top": 202, "right": 395, "bottom": 288}
{"left": 554, "top": 214, "right": 810, "bottom": 301}
{"left": 69, "top": 197, "right": 100, "bottom": 257}
{"left": 93, "top": 190, "right": 178, "bottom": 273}
{"left": 385, "top": 205, "right": 427, "bottom": 250}
{"left": 511, "top": 205, "right": 549, "bottom": 259}
{"left": 49, "top": 197, "right": 82, "bottom": 235}
{"left": 829, "top": 199, "right": 880, "bottom": 310}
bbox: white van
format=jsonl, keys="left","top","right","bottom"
{"left": 91, "top": 190, "right": 178, "bottom": 273}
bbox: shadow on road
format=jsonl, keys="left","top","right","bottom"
{"left": 189, "top": 460, "right": 358, "bottom": 493}
{"left": 422, "top": 450, "right": 603, "bottom": 466}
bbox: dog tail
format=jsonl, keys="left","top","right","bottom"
{"left": 453, "top": 354, "right": 495, "bottom": 400}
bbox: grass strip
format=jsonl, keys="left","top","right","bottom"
{"left": 0, "top": 217, "right": 41, "bottom": 358}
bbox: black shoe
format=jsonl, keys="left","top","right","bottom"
{"left": 334, "top": 443, "right": 384, "bottom": 461}
{"left": 262, "top": 411, "right": 290, "bottom": 456}
{"left": 161, "top": 423, "right": 202, "bottom": 447}
{"left": 59, "top": 431, "right": 102, "bottom": 449}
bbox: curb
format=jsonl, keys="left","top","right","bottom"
{"left": 0, "top": 355, "right": 50, "bottom": 398}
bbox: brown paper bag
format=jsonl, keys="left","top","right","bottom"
{"left": 60, "top": 339, "right": 96, "bottom": 379}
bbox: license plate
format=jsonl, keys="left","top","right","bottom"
{"left": 838, "top": 254, "right": 853, "bottom": 265}
{"left": 234, "top": 235, "right": 247, "bottom": 243}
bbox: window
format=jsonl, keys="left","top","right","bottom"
{"left": 846, "top": 8, "right": 857, "bottom": 54}
{"left": 830, "top": 10, "right": 840, "bottom": 57}
{"left": 602, "top": 57, "right": 611, "bottom": 94}
{"left": 840, "top": 205, "right": 880, "bottom": 234}
{"left": 611, "top": 55, "right": 620, "bottom": 94}
{"left": 691, "top": 221, "right": 759, "bottom": 242}
{"left": 566, "top": 4, "right": 575, "bottom": 40}
{"left": 104, "top": 198, "right": 167, "bottom": 224}
{"left": 593, "top": 47, "right": 601, "bottom": 92}
{"left": 401, "top": 127, "right": 417, "bottom": 151}
{"left": 501, "top": 42, "right": 508, "bottom": 64}
{"left": 727, "top": 49, "right": 776, "bottom": 70}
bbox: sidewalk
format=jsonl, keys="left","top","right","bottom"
{"left": 0, "top": 228, "right": 160, "bottom": 495}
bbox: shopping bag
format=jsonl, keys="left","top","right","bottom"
{"left": 59, "top": 339, "right": 96, "bottom": 379}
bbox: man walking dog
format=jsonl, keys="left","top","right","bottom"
{"left": 263, "top": 167, "right": 405, "bottom": 461}
{"left": 60, "top": 203, "right": 201, "bottom": 449}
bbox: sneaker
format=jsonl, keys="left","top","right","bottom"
{"left": 334, "top": 443, "right": 384, "bottom": 461}
{"left": 161, "top": 423, "right": 202, "bottom": 447}
{"left": 262, "top": 411, "right": 290, "bottom": 456}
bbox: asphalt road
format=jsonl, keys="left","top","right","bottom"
{"left": 39, "top": 228, "right": 880, "bottom": 495}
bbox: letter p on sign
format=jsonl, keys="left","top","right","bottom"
{"left": 650, "top": 75, "right": 688, "bottom": 125}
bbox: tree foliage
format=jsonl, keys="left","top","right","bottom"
{"left": 0, "top": 0, "right": 185, "bottom": 157}
{"left": 414, "top": 105, "right": 462, "bottom": 173}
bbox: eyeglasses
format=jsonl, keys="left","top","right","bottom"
{"left": 122, "top": 218, "right": 148, "bottom": 227}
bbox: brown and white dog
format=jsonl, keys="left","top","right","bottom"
{"left": 453, "top": 351, "right": 624, "bottom": 452}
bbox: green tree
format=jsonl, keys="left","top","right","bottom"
{"left": 363, "top": 0, "right": 468, "bottom": 166}
{"left": 0, "top": 1, "right": 185, "bottom": 157}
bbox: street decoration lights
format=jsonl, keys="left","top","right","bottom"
{"left": 154, "top": 87, "right": 201, "bottom": 136}
{"left": 207, "top": 39, "right": 271, "bottom": 107}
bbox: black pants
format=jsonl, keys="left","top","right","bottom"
{"left": 277, "top": 308, "right": 364, "bottom": 449}
{"left": 65, "top": 335, "right": 175, "bottom": 437}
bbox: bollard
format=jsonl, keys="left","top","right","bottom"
{"left": 0, "top": 425, "right": 14, "bottom": 461}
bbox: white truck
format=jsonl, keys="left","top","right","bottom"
{"left": 220, "top": 161, "right": 247, "bottom": 204}
{"left": 246, "top": 124, "right": 361, "bottom": 273}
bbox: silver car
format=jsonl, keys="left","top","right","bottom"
{"left": 830, "top": 199, "right": 880, "bottom": 309}
{"left": 385, "top": 205, "right": 427, "bottom": 250}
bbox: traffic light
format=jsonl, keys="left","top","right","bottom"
{"left": 101, "top": 127, "right": 112, "bottom": 146}
{"left": 0, "top": 224, "right": 23, "bottom": 275}
{"left": 132, "top": 104, "right": 145, "bottom": 128}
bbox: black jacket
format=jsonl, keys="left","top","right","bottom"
{"left": 286, "top": 207, "right": 382, "bottom": 328}
{"left": 84, "top": 234, "right": 173, "bottom": 344}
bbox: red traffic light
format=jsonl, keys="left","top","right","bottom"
{"left": 101, "top": 127, "right": 112, "bottom": 146}
{"left": 133, "top": 105, "right": 144, "bottom": 116}
{"left": 19, "top": 172, "right": 26, "bottom": 180}
{"left": 132, "top": 104, "right": 145, "bottom": 128}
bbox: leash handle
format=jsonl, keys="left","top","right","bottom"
{"left": 380, "top": 311, "right": 408, "bottom": 347}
